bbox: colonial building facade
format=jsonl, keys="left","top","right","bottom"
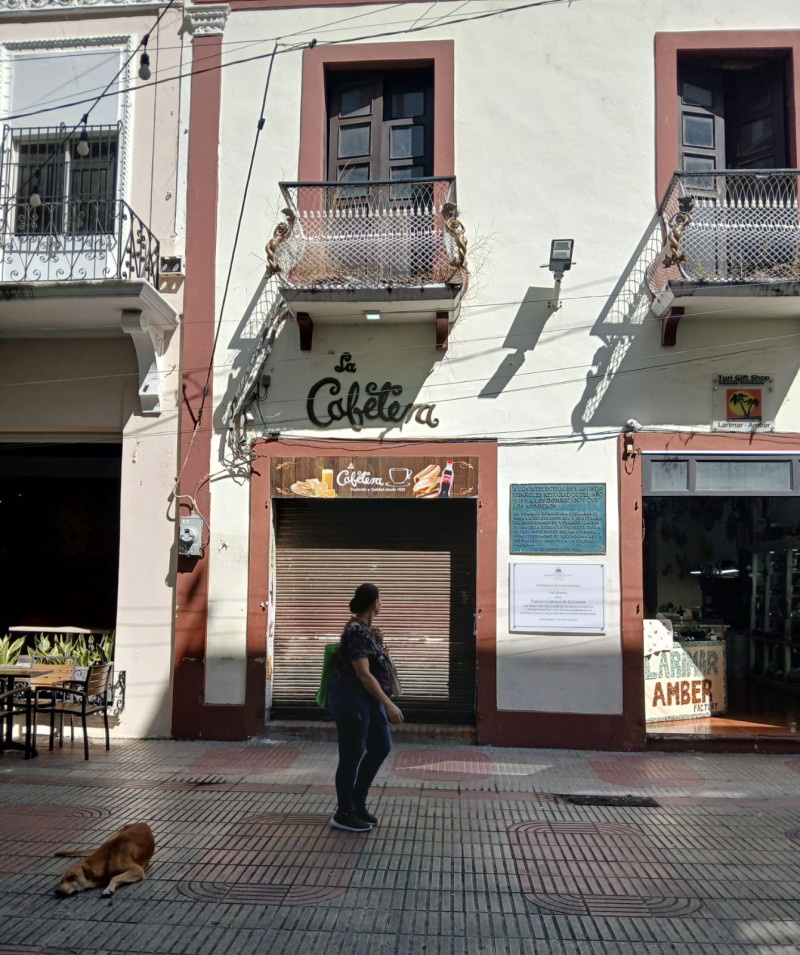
{"left": 6, "top": 0, "right": 800, "bottom": 751}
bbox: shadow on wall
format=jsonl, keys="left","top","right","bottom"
{"left": 477, "top": 286, "right": 560, "bottom": 400}
{"left": 213, "top": 274, "right": 288, "bottom": 466}
{"left": 570, "top": 214, "right": 800, "bottom": 433}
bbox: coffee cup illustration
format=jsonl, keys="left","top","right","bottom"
{"left": 389, "top": 467, "right": 412, "bottom": 485}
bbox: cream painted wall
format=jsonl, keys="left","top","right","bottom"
{"left": 0, "top": 332, "right": 180, "bottom": 739}
{"left": 203, "top": 0, "right": 800, "bottom": 716}
{"left": 0, "top": 7, "right": 185, "bottom": 256}
{"left": 0, "top": 7, "right": 185, "bottom": 737}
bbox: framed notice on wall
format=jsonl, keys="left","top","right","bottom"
{"left": 510, "top": 484, "right": 606, "bottom": 554}
{"left": 510, "top": 561, "right": 606, "bottom": 634}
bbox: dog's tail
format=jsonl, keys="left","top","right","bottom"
{"left": 54, "top": 850, "right": 91, "bottom": 858}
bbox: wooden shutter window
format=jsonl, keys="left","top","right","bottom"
{"left": 326, "top": 68, "right": 434, "bottom": 184}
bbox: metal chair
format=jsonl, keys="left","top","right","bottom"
{"left": 48, "top": 663, "right": 113, "bottom": 760}
{"left": 0, "top": 685, "right": 34, "bottom": 759}
{"left": 26, "top": 661, "right": 75, "bottom": 756}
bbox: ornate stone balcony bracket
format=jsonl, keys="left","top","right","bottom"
{"left": 122, "top": 308, "right": 173, "bottom": 415}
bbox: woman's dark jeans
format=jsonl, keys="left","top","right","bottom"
{"left": 327, "top": 676, "right": 392, "bottom": 813}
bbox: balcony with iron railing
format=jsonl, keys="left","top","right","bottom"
{"left": 647, "top": 171, "right": 800, "bottom": 333}
{"left": 0, "top": 196, "right": 160, "bottom": 285}
{"left": 265, "top": 177, "right": 467, "bottom": 349}
{"left": 0, "top": 122, "right": 176, "bottom": 414}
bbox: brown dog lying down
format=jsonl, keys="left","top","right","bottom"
{"left": 55, "top": 823, "right": 155, "bottom": 897}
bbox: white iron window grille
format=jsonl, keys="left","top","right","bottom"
{"left": 0, "top": 123, "right": 159, "bottom": 284}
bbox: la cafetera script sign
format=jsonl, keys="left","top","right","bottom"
{"left": 307, "top": 353, "right": 439, "bottom": 431}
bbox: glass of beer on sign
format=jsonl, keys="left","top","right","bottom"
{"left": 321, "top": 467, "right": 334, "bottom": 491}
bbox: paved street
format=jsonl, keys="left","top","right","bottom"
{"left": 1, "top": 734, "right": 799, "bottom": 954}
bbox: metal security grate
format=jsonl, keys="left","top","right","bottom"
{"left": 648, "top": 170, "right": 800, "bottom": 291}
{"left": 267, "top": 177, "right": 466, "bottom": 290}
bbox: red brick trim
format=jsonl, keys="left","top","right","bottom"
{"left": 655, "top": 31, "right": 800, "bottom": 202}
{"left": 299, "top": 40, "right": 455, "bottom": 181}
{"left": 619, "top": 429, "right": 800, "bottom": 754}
{"left": 249, "top": 439, "right": 497, "bottom": 737}
{"left": 173, "top": 34, "right": 264, "bottom": 740}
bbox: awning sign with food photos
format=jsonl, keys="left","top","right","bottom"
{"left": 272, "top": 457, "right": 479, "bottom": 499}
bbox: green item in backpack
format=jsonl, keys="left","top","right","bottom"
{"left": 316, "top": 642, "right": 340, "bottom": 709}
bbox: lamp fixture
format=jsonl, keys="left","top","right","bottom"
{"left": 76, "top": 126, "right": 90, "bottom": 158}
{"left": 364, "top": 310, "right": 381, "bottom": 321}
{"left": 548, "top": 238, "right": 574, "bottom": 276}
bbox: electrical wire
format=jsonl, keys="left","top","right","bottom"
{"left": 3, "top": 326, "right": 799, "bottom": 421}
{"left": 194, "top": 40, "right": 280, "bottom": 432}
{"left": 0, "top": 0, "right": 580, "bottom": 124}
{"left": 12, "top": 284, "right": 800, "bottom": 338}
{"left": 12, "top": 0, "right": 178, "bottom": 202}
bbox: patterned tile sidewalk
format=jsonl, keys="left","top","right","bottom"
{"left": 1, "top": 738, "right": 800, "bottom": 954}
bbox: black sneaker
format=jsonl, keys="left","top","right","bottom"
{"left": 354, "top": 806, "right": 378, "bottom": 826}
{"left": 330, "top": 810, "right": 372, "bottom": 832}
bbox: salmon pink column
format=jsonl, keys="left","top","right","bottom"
{"left": 173, "top": 5, "right": 248, "bottom": 739}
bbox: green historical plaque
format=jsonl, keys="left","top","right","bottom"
{"left": 510, "top": 484, "right": 606, "bottom": 555}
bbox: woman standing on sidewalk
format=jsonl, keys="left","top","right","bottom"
{"left": 327, "top": 583, "right": 403, "bottom": 832}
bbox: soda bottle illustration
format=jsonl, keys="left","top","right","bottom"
{"left": 438, "top": 460, "right": 454, "bottom": 497}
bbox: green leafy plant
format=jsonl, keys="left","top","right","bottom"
{"left": 33, "top": 632, "right": 115, "bottom": 667}
{"left": 0, "top": 634, "right": 26, "bottom": 665}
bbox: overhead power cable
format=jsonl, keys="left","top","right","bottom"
{"left": 194, "top": 41, "right": 280, "bottom": 431}
{"left": 13, "top": 0, "right": 177, "bottom": 203}
{"left": 0, "top": 0, "right": 580, "bottom": 124}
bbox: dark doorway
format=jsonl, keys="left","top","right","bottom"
{"left": 678, "top": 55, "right": 789, "bottom": 172}
{"left": 643, "top": 494, "right": 800, "bottom": 739}
{"left": 0, "top": 443, "right": 122, "bottom": 635}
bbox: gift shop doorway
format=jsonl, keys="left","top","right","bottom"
{"left": 642, "top": 453, "right": 800, "bottom": 744}
{"left": 270, "top": 498, "right": 478, "bottom": 723}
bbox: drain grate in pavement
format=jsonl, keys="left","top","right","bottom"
{"left": 553, "top": 793, "right": 660, "bottom": 807}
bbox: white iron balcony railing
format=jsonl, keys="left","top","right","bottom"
{"left": 266, "top": 177, "right": 467, "bottom": 291}
{"left": 648, "top": 170, "right": 800, "bottom": 294}
{"left": 0, "top": 196, "right": 160, "bottom": 284}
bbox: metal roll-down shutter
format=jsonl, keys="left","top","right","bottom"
{"left": 272, "top": 499, "right": 477, "bottom": 722}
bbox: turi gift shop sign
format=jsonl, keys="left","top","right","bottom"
{"left": 712, "top": 373, "right": 774, "bottom": 432}
{"left": 272, "top": 457, "right": 478, "bottom": 499}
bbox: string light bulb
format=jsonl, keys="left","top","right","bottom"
{"left": 138, "top": 35, "right": 151, "bottom": 81}
{"left": 76, "top": 126, "right": 90, "bottom": 158}
{"left": 29, "top": 182, "right": 41, "bottom": 208}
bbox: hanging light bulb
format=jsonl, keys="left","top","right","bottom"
{"left": 138, "top": 35, "right": 151, "bottom": 82}
{"left": 29, "top": 181, "right": 41, "bottom": 208}
{"left": 76, "top": 126, "right": 90, "bottom": 158}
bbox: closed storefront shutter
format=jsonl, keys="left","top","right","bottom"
{"left": 273, "top": 499, "right": 477, "bottom": 722}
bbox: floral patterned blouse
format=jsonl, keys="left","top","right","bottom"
{"left": 337, "top": 617, "right": 385, "bottom": 693}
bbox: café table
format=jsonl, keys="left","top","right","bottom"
{"left": 0, "top": 664, "right": 54, "bottom": 758}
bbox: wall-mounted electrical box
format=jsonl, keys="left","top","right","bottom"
{"left": 178, "top": 516, "right": 203, "bottom": 557}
